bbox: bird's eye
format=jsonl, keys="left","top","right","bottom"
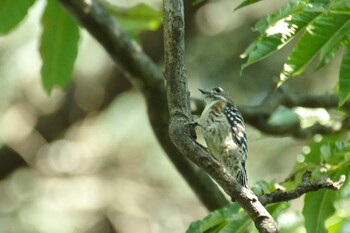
{"left": 213, "top": 87, "right": 223, "bottom": 93}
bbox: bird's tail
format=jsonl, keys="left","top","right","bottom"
{"left": 236, "top": 162, "right": 248, "bottom": 187}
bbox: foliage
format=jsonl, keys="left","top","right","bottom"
{"left": 0, "top": 0, "right": 36, "bottom": 34}
{"left": 40, "top": 0, "right": 79, "bottom": 92}
{"left": 186, "top": 202, "right": 288, "bottom": 233}
{"left": 0, "top": 0, "right": 162, "bottom": 92}
{"left": 187, "top": 134, "right": 350, "bottom": 232}
{"left": 1, "top": 0, "right": 349, "bottom": 232}
{"left": 239, "top": 0, "right": 350, "bottom": 105}
{"left": 296, "top": 134, "right": 350, "bottom": 233}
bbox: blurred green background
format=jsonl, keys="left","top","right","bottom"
{"left": 0, "top": 0, "right": 344, "bottom": 232}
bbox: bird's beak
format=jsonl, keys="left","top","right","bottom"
{"left": 198, "top": 88, "right": 206, "bottom": 94}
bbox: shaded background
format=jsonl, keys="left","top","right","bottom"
{"left": 0, "top": 0, "right": 341, "bottom": 232}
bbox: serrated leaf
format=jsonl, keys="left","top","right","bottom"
{"left": 280, "top": 14, "right": 350, "bottom": 83}
{"left": 318, "top": 20, "right": 350, "bottom": 68}
{"left": 104, "top": 3, "right": 162, "bottom": 36}
{"left": 40, "top": 0, "right": 79, "bottom": 92}
{"left": 339, "top": 39, "right": 350, "bottom": 106}
{"left": 252, "top": 1, "right": 305, "bottom": 34}
{"left": 241, "top": 9, "right": 319, "bottom": 70}
{"left": 0, "top": 0, "right": 36, "bottom": 34}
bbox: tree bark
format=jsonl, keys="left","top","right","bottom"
{"left": 163, "top": 0, "right": 278, "bottom": 232}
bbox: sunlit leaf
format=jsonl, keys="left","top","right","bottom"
{"left": 242, "top": 0, "right": 350, "bottom": 84}
{"left": 280, "top": 14, "right": 350, "bottom": 84}
{"left": 40, "top": 0, "right": 80, "bottom": 92}
{"left": 252, "top": 0, "right": 307, "bottom": 34}
{"left": 241, "top": 2, "right": 319, "bottom": 70}
{"left": 326, "top": 215, "right": 347, "bottom": 233}
{"left": 339, "top": 39, "right": 350, "bottom": 106}
{"left": 0, "top": 0, "right": 36, "bottom": 34}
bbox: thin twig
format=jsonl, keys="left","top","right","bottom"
{"left": 259, "top": 171, "right": 346, "bottom": 205}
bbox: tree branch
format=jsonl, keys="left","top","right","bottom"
{"left": 163, "top": 0, "right": 278, "bottom": 232}
{"left": 241, "top": 88, "right": 344, "bottom": 138}
{"left": 58, "top": 0, "right": 229, "bottom": 210}
{"left": 259, "top": 171, "right": 346, "bottom": 205}
{"left": 191, "top": 88, "right": 349, "bottom": 138}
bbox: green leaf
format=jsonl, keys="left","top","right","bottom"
{"left": 299, "top": 134, "right": 350, "bottom": 233}
{"left": 104, "top": 3, "right": 162, "bottom": 36}
{"left": 241, "top": 2, "right": 320, "bottom": 70}
{"left": 318, "top": 20, "right": 350, "bottom": 68}
{"left": 280, "top": 14, "right": 350, "bottom": 83}
{"left": 252, "top": 0, "right": 308, "bottom": 34}
{"left": 186, "top": 198, "right": 289, "bottom": 233}
{"left": 329, "top": 0, "right": 350, "bottom": 13}
{"left": 0, "top": 0, "right": 36, "bottom": 34}
{"left": 318, "top": 39, "right": 344, "bottom": 69}
{"left": 40, "top": 0, "right": 79, "bottom": 92}
{"left": 302, "top": 169, "right": 344, "bottom": 233}
{"left": 326, "top": 215, "right": 347, "bottom": 233}
{"left": 217, "top": 216, "right": 250, "bottom": 233}
{"left": 186, "top": 204, "right": 242, "bottom": 233}
{"left": 339, "top": 39, "right": 350, "bottom": 106}
{"left": 234, "top": 0, "right": 263, "bottom": 11}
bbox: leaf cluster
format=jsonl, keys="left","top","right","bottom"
{"left": 188, "top": 134, "right": 350, "bottom": 232}
{"left": 238, "top": 0, "right": 350, "bottom": 105}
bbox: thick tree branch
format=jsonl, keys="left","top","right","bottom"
{"left": 163, "top": 0, "right": 278, "bottom": 232}
{"left": 58, "top": 0, "right": 229, "bottom": 210}
{"left": 259, "top": 171, "right": 346, "bottom": 205}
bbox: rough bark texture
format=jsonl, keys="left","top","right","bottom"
{"left": 163, "top": 0, "right": 278, "bottom": 232}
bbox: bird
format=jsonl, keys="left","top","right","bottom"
{"left": 198, "top": 87, "right": 248, "bottom": 187}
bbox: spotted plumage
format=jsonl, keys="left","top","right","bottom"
{"left": 198, "top": 87, "right": 248, "bottom": 187}
{"left": 223, "top": 102, "right": 248, "bottom": 158}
